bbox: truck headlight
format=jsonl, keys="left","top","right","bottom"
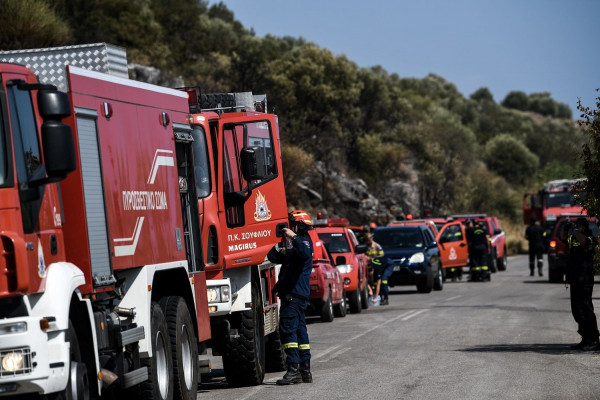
{"left": 220, "top": 285, "right": 231, "bottom": 302}
{"left": 336, "top": 264, "right": 354, "bottom": 274}
{"left": 1, "top": 352, "right": 24, "bottom": 372}
{"left": 207, "top": 286, "right": 231, "bottom": 303}
{"left": 408, "top": 253, "right": 425, "bottom": 264}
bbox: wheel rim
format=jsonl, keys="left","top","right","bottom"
{"left": 155, "top": 330, "right": 169, "bottom": 399}
{"left": 181, "top": 324, "right": 193, "bottom": 390}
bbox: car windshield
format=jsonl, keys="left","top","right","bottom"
{"left": 317, "top": 232, "right": 351, "bottom": 253}
{"left": 374, "top": 228, "right": 424, "bottom": 249}
{"left": 556, "top": 219, "right": 600, "bottom": 237}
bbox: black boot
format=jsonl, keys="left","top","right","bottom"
{"left": 299, "top": 360, "right": 312, "bottom": 383}
{"left": 276, "top": 363, "right": 302, "bottom": 385}
{"left": 380, "top": 296, "right": 389, "bottom": 306}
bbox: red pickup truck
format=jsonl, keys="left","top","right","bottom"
{"left": 307, "top": 230, "right": 347, "bottom": 322}
{"left": 316, "top": 226, "right": 369, "bottom": 313}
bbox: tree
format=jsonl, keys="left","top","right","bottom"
{"left": 0, "top": 0, "right": 72, "bottom": 49}
{"left": 470, "top": 87, "right": 494, "bottom": 103}
{"left": 484, "top": 134, "right": 539, "bottom": 185}
{"left": 501, "top": 91, "right": 529, "bottom": 111}
{"left": 575, "top": 93, "right": 600, "bottom": 218}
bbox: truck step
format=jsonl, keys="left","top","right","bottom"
{"left": 121, "top": 326, "right": 145, "bottom": 346}
{"left": 198, "top": 359, "right": 211, "bottom": 374}
{"left": 123, "top": 367, "right": 148, "bottom": 388}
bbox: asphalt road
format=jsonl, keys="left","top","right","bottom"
{"left": 198, "top": 255, "right": 600, "bottom": 400}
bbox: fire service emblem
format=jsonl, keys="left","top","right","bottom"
{"left": 254, "top": 190, "right": 272, "bottom": 221}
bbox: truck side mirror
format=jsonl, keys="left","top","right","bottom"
{"left": 240, "top": 146, "right": 266, "bottom": 181}
{"left": 38, "top": 89, "right": 76, "bottom": 181}
{"left": 335, "top": 255, "right": 346, "bottom": 266}
{"left": 354, "top": 244, "right": 367, "bottom": 254}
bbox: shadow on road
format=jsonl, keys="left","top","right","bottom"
{"left": 457, "top": 343, "right": 574, "bottom": 355}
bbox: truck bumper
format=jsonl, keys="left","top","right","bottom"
{"left": 0, "top": 317, "right": 69, "bottom": 397}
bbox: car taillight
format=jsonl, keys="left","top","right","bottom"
{"left": 549, "top": 240, "right": 556, "bottom": 248}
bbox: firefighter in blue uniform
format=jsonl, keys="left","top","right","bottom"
{"left": 370, "top": 255, "right": 393, "bottom": 305}
{"left": 268, "top": 210, "right": 314, "bottom": 384}
{"left": 560, "top": 217, "right": 599, "bottom": 351}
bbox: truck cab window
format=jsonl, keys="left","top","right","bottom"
{"left": 0, "top": 100, "right": 7, "bottom": 186}
{"left": 191, "top": 126, "right": 211, "bottom": 198}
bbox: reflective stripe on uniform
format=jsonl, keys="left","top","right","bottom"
{"left": 382, "top": 280, "right": 388, "bottom": 284}
{"left": 283, "top": 342, "right": 298, "bottom": 349}
{"left": 299, "top": 344, "right": 310, "bottom": 350}
{"left": 481, "top": 266, "right": 488, "bottom": 271}
{"left": 372, "top": 259, "right": 382, "bottom": 265}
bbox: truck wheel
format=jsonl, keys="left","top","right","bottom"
{"left": 548, "top": 268, "right": 562, "bottom": 283}
{"left": 361, "top": 282, "right": 369, "bottom": 310}
{"left": 160, "top": 297, "right": 198, "bottom": 400}
{"left": 433, "top": 266, "right": 444, "bottom": 291}
{"left": 489, "top": 250, "right": 498, "bottom": 273}
{"left": 416, "top": 267, "right": 434, "bottom": 293}
{"left": 349, "top": 287, "right": 362, "bottom": 313}
{"left": 334, "top": 290, "right": 347, "bottom": 318}
{"left": 497, "top": 250, "right": 507, "bottom": 271}
{"left": 133, "top": 302, "right": 174, "bottom": 400}
{"left": 48, "top": 321, "right": 90, "bottom": 400}
{"left": 265, "top": 328, "right": 286, "bottom": 372}
{"left": 320, "top": 290, "right": 334, "bottom": 322}
{"left": 223, "top": 280, "right": 265, "bottom": 386}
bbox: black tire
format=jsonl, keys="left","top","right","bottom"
{"left": 132, "top": 302, "right": 174, "bottom": 400}
{"left": 433, "top": 266, "right": 444, "bottom": 291}
{"left": 497, "top": 249, "right": 507, "bottom": 271}
{"left": 265, "top": 328, "right": 286, "bottom": 373}
{"left": 320, "top": 290, "right": 334, "bottom": 322}
{"left": 416, "top": 267, "right": 434, "bottom": 293}
{"left": 222, "top": 280, "right": 265, "bottom": 387}
{"left": 160, "top": 297, "right": 198, "bottom": 400}
{"left": 47, "top": 321, "right": 91, "bottom": 400}
{"left": 548, "top": 267, "right": 562, "bottom": 283}
{"left": 334, "top": 290, "right": 347, "bottom": 318}
{"left": 489, "top": 249, "right": 498, "bottom": 273}
{"left": 361, "top": 282, "right": 369, "bottom": 310}
{"left": 349, "top": 287, "right": 362, "bottom": 313}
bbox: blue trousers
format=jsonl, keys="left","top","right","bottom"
{"left": 279, "top": 297, "right": 310, "bottom": 364}
{"left": 381, "top": 266, "right": 394, "bottom": 297}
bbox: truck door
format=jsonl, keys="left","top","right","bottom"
{"left": 218, "top": 114, "right": 287, "bottom": 267}
{"left": 436, "top": 222, "right": 469, "bottom": 268}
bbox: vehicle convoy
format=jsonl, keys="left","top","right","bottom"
{"left": 314, "top": 219, "right": 369, "bottom": 313}
{"left": 307, "top": 230, "right": 346, "bottom": 322}
{"left": 547, "top": 214, "right": 600, "bottom": 283}
{"left": 0, "top": 43, "right": 287, "bottom": 399}
{"left": 523, "top": 179, "right": 586, "bottom": 240}
{"left": 450, "top": 214, "right": 507, "bottom": 272}
{"left": 373, "top": 226, "right": 443, "bottom": 293}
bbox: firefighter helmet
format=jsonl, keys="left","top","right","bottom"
{"left": 289, "top": 210, "right": 313, "bottom": 226}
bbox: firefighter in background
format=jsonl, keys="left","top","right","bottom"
{"left": 560, "top": 217, "right": 599, "bottom": 351}
{"left": 365, "top": 233, "right": 384, "bottom": 259}
{"left": 525, "top": 215, "right": 545, "bottom": 277}
{"left": 469, "top": 221, "right": 491, "bottom": 281}
{"left": 268, "top": 210, "right": 314, "bottom": 384}
{"left": 370, "top": 254, "right": 394, "bottom": 305}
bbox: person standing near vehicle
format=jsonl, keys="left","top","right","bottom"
{"left": 469, "top": 221, "right": 491, "bottom": 281}
{"left": 560, "top": 217, "right": 599, "bottom": 351}
{"left": 370, "top": 254, "right": 394, "bottom": 305}
{"left": 364, "top": 233, "right": 384, "bottom": 259}
{"left": 525, "top": 215, "right": 545, "bottom": 277}
{"left": 268, "top": 210, "right": 314, "bottom": 384}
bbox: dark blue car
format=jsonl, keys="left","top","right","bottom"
{"left": 373, "top": 226, "right": 443, "bottom": 293}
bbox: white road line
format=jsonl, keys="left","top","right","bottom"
{"left": 312, "top": 344, "right": 342, "bottom": 361}
{"left": 401, "top": 309, "right": 428, "bottom": 321}
{"left": 318, "top": 346, "right": 352, "bottom": 363}
{"left": 445, "top": 295, "right": 462, "bottom": 301}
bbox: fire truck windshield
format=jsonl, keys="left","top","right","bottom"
{"left": 546, "top": 192, "right": 576, "bottom": 208}
{"left": 317, "top": 232, "right": 351, "bottom": 253}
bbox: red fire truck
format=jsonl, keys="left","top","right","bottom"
{"left": 0, "top": 43, "right": 286, "bottom": 398}
{"left": 523, "top": 179, "right": 586, "bottom": 239}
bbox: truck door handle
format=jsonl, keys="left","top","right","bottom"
{"left": 459, "top": 243, "right": 466, "bottom": 247}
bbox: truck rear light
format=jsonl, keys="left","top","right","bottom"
{"left": 549, "top": 240, "right": 556, "bottom": 248}
{"left": 310, "top": 285, "right": 319, "bottom": 292}
{"left": 182, "top": 87, "right": 199, "bottom": 108}
{"left": 102, "top": 102, "right": 113, "bottom": 118}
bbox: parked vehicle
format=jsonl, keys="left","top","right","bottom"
{"left": 436, "top": 220, "right": 469, "bottom": 281}
{"left": 0, "top": 42, "right": 287, "bottom": 398}
{"left": 315, "top": 225, "right": 369, "bottom": 313}
{"left": 450, "top": 214, "right": 508, "bottom": 272}
{"left": 307, "top": 231, "right": 347, "bottom": 322}
{"left": 387, "top": 219, "right": 439, "bottom": 236}
{"left": 547, "top": 214, "right": 600, "bottom": 283}
{"left": 372, "top": 226, "right": 443, "bottom": 293}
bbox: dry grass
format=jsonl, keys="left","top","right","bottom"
{"left": 498, "top": 217, "right": 528, "bottom": 255}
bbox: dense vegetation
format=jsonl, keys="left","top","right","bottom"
{"left": 0, "top": 0, "right": 587, "bottom": 226}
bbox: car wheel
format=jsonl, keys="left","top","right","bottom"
{"left": 548, "top": 267, "right": 562, "bottom": 283}
{"left": 361, "top": 282, "right": 370, "bottom": 310}
{"left": 489, "top": 249, "right": 498, "bottom": 273}
{"left": 320, "top": 289, "right": 334, "bottom": 322}
{"left": 416, "top": 267, "right": 434, "bottom": 293}
{"left": 334, "top": 290, "right": 347, "bottom": 318}
{"left": 497, "top": 249, "right": 507, "bottom": 271}
{"left": 349, "top": 287, "right": 362, "bottom": 313}
{"left": 433, "top": 266, "right": 444, "bottom": 291}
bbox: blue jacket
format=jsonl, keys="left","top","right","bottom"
{"left": 268, "top": 232, "right": 313, "bottom": 299}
